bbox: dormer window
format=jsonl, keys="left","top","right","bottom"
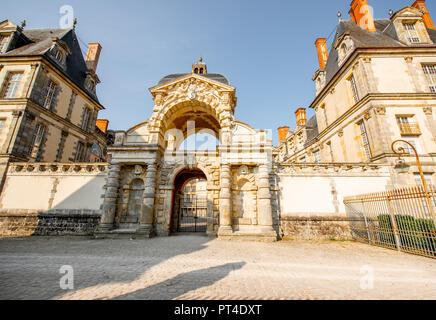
{"left": 53, "top": 47, "right": 64, "bottom": 62}
{"left": 335, "top": 35, "right": 354, "bottom": 65}
{"left": 85, "top": 73, "right": 99, "bottom": 94}
{"left": 404, "top": 23, "right": 420, "bottom": 43}
{"left": 341, "top": 43, "right": 348, "bottom": 56}
{"left": 0, "top": 35, "right": 9, "bottom": 53}
{"left": 313, "top": 69, "right": 326, "bottom": 95}
{"left": 49, "top": 38, "right": 71, "bottom": 70}
{"left": 391, "top": 7, "right": 433, "bottom": 45}
{"left": 87, "top": 79, "right": 95, "bottom": 92}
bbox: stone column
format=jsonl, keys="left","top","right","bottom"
{"left": 99, "top": 164, "right": 121, "bottom": 231}
{"left": 218, "top": 163, "right": 232, "bottom": 236}
{"left": 257, "top": 164, "right": 276, "bottom": 235}
{"left": 137, "top": 163, "right": 157, "bottom": 237}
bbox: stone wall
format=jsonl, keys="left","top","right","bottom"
{"left": 275, "top": 163, "right": 393, "bottom": 240}
{"left": 0, "top": 209, "right": 101, "bottom": 237}
{"left": 279, "top": 216, "right": 357, "bottom": 241}
{"left": 0, "top": 163, "right": 107, "bottom": 237}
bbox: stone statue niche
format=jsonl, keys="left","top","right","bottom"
{"left": 122, "top": 178, "right": 144, "bottom": 226}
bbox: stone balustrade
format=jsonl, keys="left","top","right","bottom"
{"left": 277, "top": 162, "right": 391, "bottom": 176}
{"left": 7, "top": 162, "right": 109, "bottom": 175}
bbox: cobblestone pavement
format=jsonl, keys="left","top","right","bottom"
{"left": 0, "top": 235, "right": 435, "bottom": 300}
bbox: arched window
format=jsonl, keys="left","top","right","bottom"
{"left": 341, "top": 43, "right": 348, "bottom": 58}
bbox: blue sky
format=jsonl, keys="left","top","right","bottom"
{"left": 2, "top": 0, "right": 435, "bottom": 144}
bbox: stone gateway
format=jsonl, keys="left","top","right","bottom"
{"left": 97, "top": 59, "right": 278, "bottom": 241}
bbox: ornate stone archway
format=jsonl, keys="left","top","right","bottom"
{"left": 98, "top": 60, "right": 277, "bottom": 241}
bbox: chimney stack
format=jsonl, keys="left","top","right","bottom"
{"left": 85, "top": 43, "right": 102, "bottom": 74}
{"left": 315, "top": 38, "right": 329, "bottom": 69}
{"left": 295, "top": 108, "right": 307, "bottom": 126}
{"left": 349, "top": 0, "right": 376, "bottom": 32}
{"left": 96, "top": 119, "right": 109, "bottom": 133}
{"left": 278, "top": 126, "right": 290, "bottom": 143}
{"left": 412, "top": 1, "right": 435, "bottom": 30}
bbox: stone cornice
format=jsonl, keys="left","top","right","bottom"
{"left": 277, "top": 162, "right": 391, "bottom": 177}
{"left": 7, "top": 162, "right": 109, "bottom": 176}
{"left": 316, "top": 93, "right": 436, "bottom": 142}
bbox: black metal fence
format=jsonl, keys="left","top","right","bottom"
{"left": 344, "top": 186, "right": 436, "bottom": 259}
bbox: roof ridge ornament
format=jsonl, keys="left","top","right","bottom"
{"left": 192, "top": 57, "right": 207, "bottom": 75}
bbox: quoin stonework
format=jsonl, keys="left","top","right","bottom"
{"left": 0, "top": 0, "right": 435, "bottom": 242}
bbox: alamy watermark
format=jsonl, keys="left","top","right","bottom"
{"left": 59, "top": 5, "right": 74, "bottom": 29}
{"left": 59, "top": 265, "right": 74, "bottom": 290}
{"left": 360, "top": 265, "right": 374, "bottom": 290}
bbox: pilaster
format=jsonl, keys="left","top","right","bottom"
{"left": 218, "top": 163, "right": 232, "bottom": 236}
{"left": 98, "top": 164, "right": 121, "bottom": 231}
{"left": 137, "top": 163, "right": 157, "bottom": 237}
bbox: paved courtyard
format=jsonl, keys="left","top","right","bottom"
{"left": 0, "top": 235, "right": 435, "bottom": 300}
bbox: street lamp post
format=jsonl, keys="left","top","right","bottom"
{"left": 391, "top": 139, "right": 435, "bottom": 219}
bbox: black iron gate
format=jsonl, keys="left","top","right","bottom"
{"left": 178, "top": 195, "right": 207, "bottom": 233}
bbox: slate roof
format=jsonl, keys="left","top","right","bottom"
{"left": 158, "top": 73, "right": 230, "bottom": 85}
{"left": 324, "top": 19, "right": 436, "bottom": 85}
{"left": 303, "top": 115, "right": 319, "bottom": 148}
{"left": 0, "top": 27, "right": 100, "bottom": 104}
{"left": 303, "top": 16, "right": 436, "bottom": 147}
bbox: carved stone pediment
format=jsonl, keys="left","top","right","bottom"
{"left": 149, "top": 74, "right": 236, "bottom": 109}
{"left": 391, "top": 7, "right": 423, "bottom": 20}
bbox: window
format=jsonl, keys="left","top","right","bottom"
{"left": 0, "top": 119, "right": 5, "bottom": 134}
{"left": 29, "top": 123, "right": 46, "bottom": 157}
{"left": 349, "top": 75, "right": 359, "bottom": 104}
{"left": 403, "top": 137, "right": 422, "bottom": 155}
{"left": 359, "top": 121, "right": 371, "bottom": 160}
{"left": 75, "top": 141, "right": 85, "bottom": 162}
{"left": 90, "top": 144, "right": 102, "bottom": 162}
{"left": 3, "top": 73, "right": 23, "bottom": 98}
{"left": 299, "top": 156, "right": 306, "bottom": 163}
{"left": 396, "top": 115, "right": 421, "bottom": 136}
{"left": 43, "top": 80, "right": 57, "bottom": 110}
{"left": 81, "top": 107, "right": 91, "bottom": 131}
{"left": 397, "top": 116, "right": 412, "bottom": 125}
{"left": 414, "top": 173, "right": 433, "bottom": 188}
{"left": 0, "top": 35, "right": 9, "bottom": 53}
{"left": 313, "top": 150, "right": 320, "bottom": 163}
{"left": 404, "top": 23, "right": 420, "bottom": 43}
{"left": 54, "top": 49, "right": 63, "bottom": 62}
{"left": 87, "top": 80, "right": 95, "bottom": 92}
{"left": 422, "top": 64, "right": 436, "bottom": 93}
{"left": 340, "top": 43, "right": 348, "bottom": 59}
{"left": 51, "top": 46, "right": 64, "bottom": 64}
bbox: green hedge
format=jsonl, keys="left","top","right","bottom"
{"left": 377, "top": 214, "right": 436, "bottom": 256}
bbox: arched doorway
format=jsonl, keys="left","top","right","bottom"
{"left": 171, "top": 168, "right": 208, "bottom": 234}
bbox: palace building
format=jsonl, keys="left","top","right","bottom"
{"left": 276, "top": 0, "right": 436, "bottom": 188}
{"left": 0, "top": 20, "right": 109, "bottom": 189}
{"left": 0, "top": 0, "right": 434, "bottom": 241}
